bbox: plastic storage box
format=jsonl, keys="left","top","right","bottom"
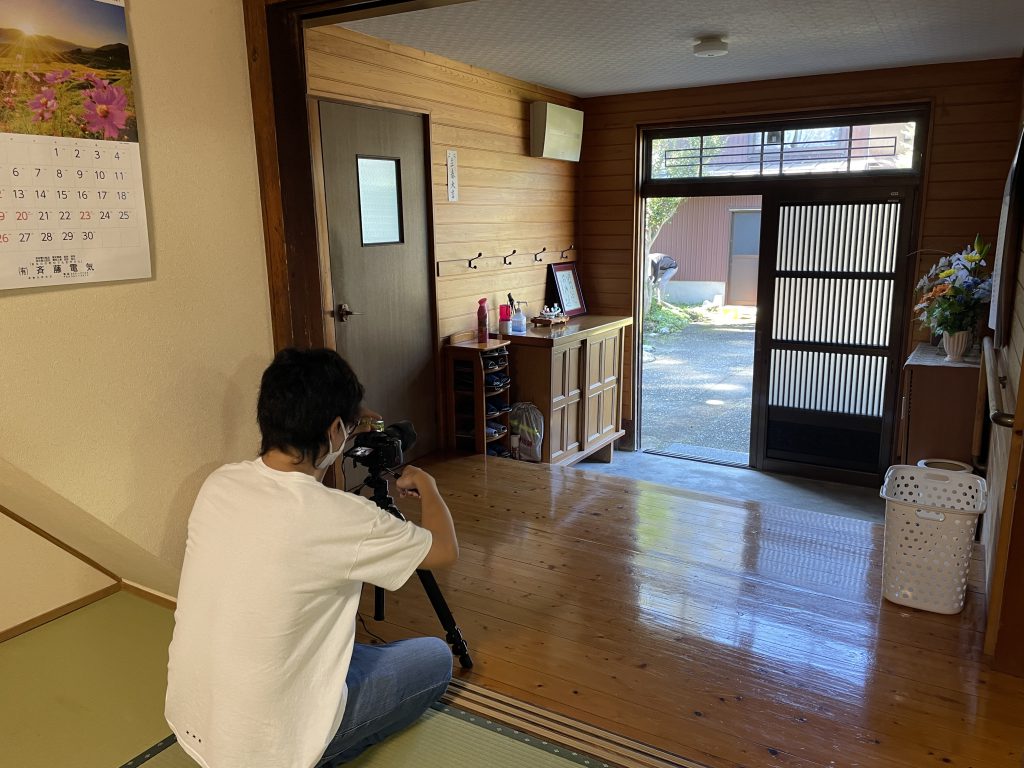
{"left": 880, "top": 465, "right": 987, "bottom": 614}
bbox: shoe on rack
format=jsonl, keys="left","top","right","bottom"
{"left": 486, "top": 421, "right": 507, "bottom": 436}
{"left": 484, "top": 373, "right": 509, "bottom": 389}
{"left": 485, "top": 402, "right": 500, "bottom": 417}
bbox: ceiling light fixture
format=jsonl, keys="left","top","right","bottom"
{"left": 694, "top": 36, "right": 728, "bottom": 58}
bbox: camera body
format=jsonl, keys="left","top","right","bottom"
{"left": 345, "top": 420, "right": 416, "bottom": 472}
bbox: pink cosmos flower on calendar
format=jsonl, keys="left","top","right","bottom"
{"left": 0, "top": 0, "right": 138, "bottom": 142}
{"left": 82, "top": 82, "right": 129, "bottom": 139}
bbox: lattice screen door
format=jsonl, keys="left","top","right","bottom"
{"left": 752, "top": 188, "right": 915, "bottom": 482}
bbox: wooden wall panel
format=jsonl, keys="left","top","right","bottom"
{"left": 579, "top": 57, "right": 1024, "bottom": 419}
{"left": 305, "top": 26, "right": 579, "bottom": 342}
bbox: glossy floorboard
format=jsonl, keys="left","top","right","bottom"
{"left": 357, "top": 454, "right": 1024, "bottom": 768}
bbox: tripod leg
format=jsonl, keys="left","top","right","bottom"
{"left": 374, "top": 586, "right": 385, "bottom": 621}
{"left": 415, "top": 569, "right": 473, "bottom": 669}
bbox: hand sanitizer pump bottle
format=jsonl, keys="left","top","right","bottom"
{"left": 511, "top": 302, "right": 527, "bottom": 334}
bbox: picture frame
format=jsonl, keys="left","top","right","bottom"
{"left": 550, "top": 263, "right": 586, "bottom": 317}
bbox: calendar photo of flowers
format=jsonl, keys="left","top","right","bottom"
{"left": 0, "top": 0, "right": 136, "bottom": 142}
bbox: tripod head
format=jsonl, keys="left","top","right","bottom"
{"left": 344, "top": 420, "right": 417, "bottom": 518}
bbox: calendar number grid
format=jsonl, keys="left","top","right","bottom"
{"left": 0, "top": 132, "right": 150, "bottom": 287}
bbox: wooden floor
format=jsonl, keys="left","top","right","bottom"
{"left": 357, "top": 454, "right": 1024, "bottom": 768}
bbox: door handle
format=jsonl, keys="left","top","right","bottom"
{"left": 330, "top": 303, "right": 363, "bottom": 322}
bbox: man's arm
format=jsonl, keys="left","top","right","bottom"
{"left": 396, "top": 466, "right": 459, "bottom": 569}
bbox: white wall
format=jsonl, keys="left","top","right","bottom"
{"left": 0, "top": 0, "right": 273, "bottom": 588}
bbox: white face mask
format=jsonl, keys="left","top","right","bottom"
{"left": 315, "top": 431, "right": 346, "bottom": 471}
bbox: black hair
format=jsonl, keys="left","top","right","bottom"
{"left": 257, "top": 347, "right": 365, "bottom": 464}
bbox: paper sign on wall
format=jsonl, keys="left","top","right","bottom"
{"left": 0, "top": 0, "right": 151, "bottom": 291}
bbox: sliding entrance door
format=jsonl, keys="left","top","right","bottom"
{"left": 752, "top": 187, "right": 915, "bottom": 483}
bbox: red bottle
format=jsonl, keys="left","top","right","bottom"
{"left": 477, "top": 298, "right": 488, "bottom": 343}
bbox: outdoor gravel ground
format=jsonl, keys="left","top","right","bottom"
{"left": 641, "top": 320, "right": 755, "bottom": 457}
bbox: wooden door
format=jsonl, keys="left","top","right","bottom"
{"left": 752, "top": 186, "right": 915, "bottom": 483}
{"left": 318, "top": 101, "right": 437, "bottom": 458}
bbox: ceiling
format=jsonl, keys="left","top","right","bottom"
{"left": 340, "top": 0, "right": 1024, "bottom": 98}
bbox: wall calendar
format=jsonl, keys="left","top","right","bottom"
{"left": 0, "top": 0, "right": 150, "bottom": 291}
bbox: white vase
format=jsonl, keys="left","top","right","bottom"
{"left": 942, "top": 330, "right": 971, "bottom": 362}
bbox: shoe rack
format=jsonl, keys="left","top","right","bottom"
{"left": 445, "top": 331, "right": 512, "bottom": 457}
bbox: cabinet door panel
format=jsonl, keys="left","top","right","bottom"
{"left": 551, "top": 348, "right": 569, "bottom": 402}
{"left": 586, "top": 337, "right": 605, "bottom": 391}
{"left": 586, "top": 391, "right": 603, "bottom": 443}
{"left": 602, "top": 332, "right": 620, "bottom": 384}
{"left": 549, "top": 406, "right": 566, "bottom": 461}
{"left": 600, "top": 381, "right": 619, "bottom": 436}
{"left": 565, "top": 400, "right": 581, "bottom": 454}
{"left": 552, "top": 343, "right": 582, "bottom": 404}
{"left": 567, "top": 344, "right": 581, "bottom": 398}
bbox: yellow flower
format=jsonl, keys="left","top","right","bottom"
{"left": 939, "top": 268, "right": 955, "bottom": 278}
{"left": 966, "top": 254, "right": 981, "bottom": 263}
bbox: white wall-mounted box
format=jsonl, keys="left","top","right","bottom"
{"left": 530, "top": 102, "right": 584, "bottom": 162}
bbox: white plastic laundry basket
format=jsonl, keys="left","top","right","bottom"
{"left": 879, "top": 465, "right": 987, "bottom": 614}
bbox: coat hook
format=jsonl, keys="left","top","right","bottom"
{"left": 533, "top": 247, "right": 547, "bottom": 263}
{"left": 503, "top": 249, "right": 517, "bottom": 265}
{"left": 468, "top": 252, "right": 483, "bottom": 269}
{"left": 560, "top": 244, "right": 575, "bottom": 259}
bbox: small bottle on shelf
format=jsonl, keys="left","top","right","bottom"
{"left": 477, "top": 297, "right": 489, "bottom": 343}
{"left": 498, "top": 303, "right": 512, "bottom": 336}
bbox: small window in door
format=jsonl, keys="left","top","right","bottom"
{"left": 356, "top": 156, "right": 403, "bottom": 245}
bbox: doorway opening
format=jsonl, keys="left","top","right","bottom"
{"left": 641, "top": 195, "right": 761, "bottom": 466}
{"left": 636, "top": 109, "right": 924, "bottom": 484}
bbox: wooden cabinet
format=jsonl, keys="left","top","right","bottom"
{"left": 897, "top": 343, "right": 981, "bottom": 466}
{"left": 502, "top": 316, "right": 631, "bottom": 464}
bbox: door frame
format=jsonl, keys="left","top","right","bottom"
{"left": 242, "top": 0, "right": 472, "bottom": 352}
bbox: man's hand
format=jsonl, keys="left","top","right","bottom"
{"left": 396, "top": 465, "right": 436, "bottom": 498}
{"left": 396, "top": 466, "right": 458, "bottom": 569}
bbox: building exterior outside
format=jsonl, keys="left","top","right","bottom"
{"left": 649, "top": 194, "right": 762, "bottom": 306}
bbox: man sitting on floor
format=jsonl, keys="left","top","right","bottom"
{"left": 166, "top": 348, "right": 459, "bottom": 768}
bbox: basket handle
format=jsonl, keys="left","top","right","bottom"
{"left": 915, "top": 508, "right": 945, "bottom": 522}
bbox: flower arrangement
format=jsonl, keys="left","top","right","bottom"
{"left": 914, "top": 236, "right": 993, "bottom": 335}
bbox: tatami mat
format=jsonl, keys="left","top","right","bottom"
{"left": 139, "top": 705, "right": 606, "bottom": 768}
{"left": 0, "top": 591, "right": 174, "bottom": 768}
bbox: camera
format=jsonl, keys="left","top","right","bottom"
{"left": 345, "top": 420, "right": 417, "bottom": 472}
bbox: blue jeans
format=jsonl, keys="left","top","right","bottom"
{"left": 316, "top": 638, "right": 452, "bottom": 765}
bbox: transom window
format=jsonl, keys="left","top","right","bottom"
{"left": 646, "top": 114, "right": 921, "bottom": 183}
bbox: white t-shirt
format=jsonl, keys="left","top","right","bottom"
{"left": 165, "top": 458, "right": 432, "bottom": 768}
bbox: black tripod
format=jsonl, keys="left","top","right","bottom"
{"left": 361, "top": 469, "right": 473, "bottom": 669}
